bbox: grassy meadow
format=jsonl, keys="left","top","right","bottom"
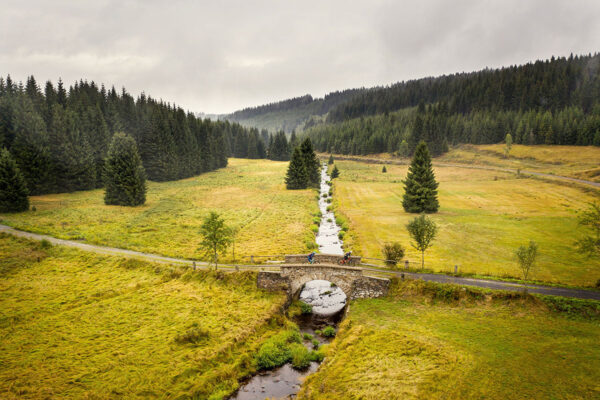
{"left": 439, "top": 144, "right": 600, "bottom": 183}
{"left": 331, "top": 159, "right": 600, "bottom": 286}
{"left": 298, "top": 279, "right": 600, "bottom": 400}
{"left": 0, "top": 234, "right": 289, "bottom": 399}
{"left": 0, "top": 158, "right": 319, "bottom": 262}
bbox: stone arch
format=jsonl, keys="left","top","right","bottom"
{"left": 280, "top": 264, "right": 363, "bottom": 300}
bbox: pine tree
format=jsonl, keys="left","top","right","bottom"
{"left": 299, "top": 138, "right": 320, "bottom": 186}
{"left": 103, "top": 132, "right": 146, "bottom": 206}
{"left": 382, "top": 165, "right": 387, "bottom": 173}
{"left": 402, "top": 141, "right": 439, "bottom": 213}
{"left": 328, "top": 154, "right": 334, "bottom": 164}
{"left": 0, "top": 148, "right": 29, "bottom": 212}
{"left": 285, "top": 147, "right": 308, "bottom": 189}
{"left": 330, "top": 164, "right": 340, "bottom": 179}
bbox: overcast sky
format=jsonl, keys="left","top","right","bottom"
{"left": 2, "top": 0, "right": 599, "bottom": 114}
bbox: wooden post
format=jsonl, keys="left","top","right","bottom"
{"left": 193, "top": 261, "right": 196, "bottom": 270}
{"left": 404, "top": 260, "right": 409, "bottom": 270}
{"left": 454, "top": 265, "right": 458, "bottom": 274}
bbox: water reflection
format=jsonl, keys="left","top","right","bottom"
{"left": 299, "top": 280, "right": 346, "bottom": 316}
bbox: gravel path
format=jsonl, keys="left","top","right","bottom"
{"left": 2, "top": 224, "right": 598, "bottom": 300}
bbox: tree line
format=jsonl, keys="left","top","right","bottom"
{"left": 0, "top": 75, "right": 272, "bottom": 196}
{"left": 306, "top": 100, "right": 600, "bottom": 157}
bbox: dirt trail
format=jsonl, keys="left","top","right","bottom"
{"left": 2, "top": 224, "right": 598, "bottom": 300}
{"left": 326, "top": 155, "right": 600, "bottom": 188}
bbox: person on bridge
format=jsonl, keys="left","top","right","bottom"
{"left": 340, "top": 251, "right": 352, "bottom": 264}
{"left": 307, "top": 252, "right": 316, "bottom": 264}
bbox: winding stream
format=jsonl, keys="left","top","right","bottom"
{"left": 316, "top": 163, "right": 344, "bottom": 255}
{"left": 231, "top": 164, "right": 346, "bottom": 399}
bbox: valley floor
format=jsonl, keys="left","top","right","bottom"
{"left": 298, "top": 280, "right": 600, "bottom": 400}
{"left": 0, "top": 234, "right": 287, "bottom": 399}
{"left": 331, "top": 158, "right": 600, "bottom": 287}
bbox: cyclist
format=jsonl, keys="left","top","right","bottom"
{"left": 307, "top": 252, "right": 316, "bottom": 264}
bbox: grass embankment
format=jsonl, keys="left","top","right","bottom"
{"left": 331, "top": 160, "right": 600, "bottom": 286}
{"left": 0, "top": 234, "right": 289, "bottom": 399}
{"left": 0, "top": 158, "right": 319, "bottom": 262}
{"left": 439, "top": 144, "right": 600, "bottom": 183}
{"left": 298, "top": 279, "right": 600, "bottom": 400}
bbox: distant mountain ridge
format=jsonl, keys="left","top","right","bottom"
{"left": 222, "top": 89, "right": 364, "bottom": 133}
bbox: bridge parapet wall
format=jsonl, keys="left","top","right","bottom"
{"left": 284, "top": 254, "right": 361, "bottom": 266}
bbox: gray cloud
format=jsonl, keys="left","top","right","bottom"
{"left": 1, "top": 0, "right": 599, "bottom": 113}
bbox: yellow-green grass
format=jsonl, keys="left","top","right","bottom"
{"left": 332, "top": 160, "right": 600, "bottom": 286}
{"left": 298, "top": 280, "right": 600, "bottom": 400}
{"left": 0, "top": 234, "right": 288, "bottom": 399}
{"left": 440, "top": 144, "right": 600, "bottom": 182}
{"left": 0, "top": 158, "right": 319, "bottom": 262}
{"left": 324, "top": 144, "right": 600, "bottom": 182}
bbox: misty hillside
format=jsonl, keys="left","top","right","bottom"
{"left": 223, "top": 89, "right": 363, "bottom": 133}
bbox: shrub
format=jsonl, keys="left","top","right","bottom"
{"left": 31, "top": 206, "right": 37, "bottom": 212}
{"left": 289, "top": 343, "right": 312, "bottom": 369}
{"left": 596, "top": 279, "right": 600, "bottom": 289}
{"left": 305, "top": 240, "right": 318, "bottom": 250}
{"left": 311, "top": 226, "right": 319, "bottom": 233}
{"left": 382, "top": 242, "right": 405, "bottom": 267}
{"left": 321, "top": 326, "right": 336, "bottom": 337}
{"left": 311, "top": 339, "right": 320, "bottom": 349}
{"left": 39, "top": 239, "right": 52, "bottom": 249}
{"left": 300, "top": 301, "right": 313, "bottom": 314}
{"left": 338, "top": 231, "right": 345, "bottom": 240}
{"left": 309, "top": 349, "right": 325, "bottom": 362}
{"left": 303, "top": 333, "right": 313, "bottom": 341}
{"left": 326, "top": 198, "right": 332, "bottom": 203}
{"left": 256, "top": 329, "right": 302, "bottom": 370}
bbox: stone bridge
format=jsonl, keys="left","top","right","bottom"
{"left": 257, "top": 254, "right": 390, "bottom": 300}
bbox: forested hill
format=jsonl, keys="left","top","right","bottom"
{"left": 305, "top": 53, "right": 600, "bottom": 156}
{"left": 224, "top": 89, "right": 363, "bottom": 133}
{"left": 327, "top": 53, "right": 600, "bottom": 122}
{"left": 0, "top": 75, "right": 267, "bottom": 195}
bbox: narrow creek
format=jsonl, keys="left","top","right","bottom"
{"left": 231, "top": 164, "right": 346, "bottom": 399}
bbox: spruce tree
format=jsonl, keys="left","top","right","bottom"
{"left": 330, "top": 164, "right": 340, "bottom": 179}
{"left": 299, "top": 138, "right": 320, "bottom": 186}
{"left": 328, "top": 154, "right": 334, "bottom": 165}
{"left": 382, "top": 165, "right": 387, "bottom": 173}
{"left": 402, "top": 141, "right": 439, "bottom": 213}
{"left": 103, "top": 132, "right": 146, "bottom": 206}
{"left": 0, "top": 148, "right": 29, "bottom": 212}
{"left": 285, "top": 147, "right": 308, "bottom": 189}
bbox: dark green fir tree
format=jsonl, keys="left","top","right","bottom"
{"left": 103, "top": 132, "right": 147, "bottom": 206}
{"left": 328, "top": 154, "right": 334, "bottom": 165}
{"left": 299, "top": 138, "right": 320, "bottom": 186}
{"left": 0, "top": 148, "right": 29, "bottom": 212}
{"left": 330, "top": 164, "right": 340, "bottom": 179}
{"left": 285, "top": 147, "right": 308, "bottom": 189}
{"left": 382, "top": 165, "right": 387, "bottom": 173}
{"left": 402, "top": 141, "right": 439, "bottom": 213}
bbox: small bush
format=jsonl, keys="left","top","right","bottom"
{"left": 327, "top": 218, "right": 332, "bottom": 222}
{"left": 256, "top": 329, "right": 302, "bottom": 370}
{"left": 289, "top": 343, "right": 312, "bottom": 369}
{"left": 322, "top": 193, "right": 328, "bottom": 198}
{"left": 326, "top": 198, "right": 332, "bottom": 203}
{"left": 596, "top": 279, "right": 600, "bottom": 289}
{"left": 311, "top": 226, "right": 319, "bottom": 233}
{"left": 330, "top": 282, "right": 337, "bottom": 287}
{"left": 305, "top": 240, "right": 318, "bottom": 250}
{"left": 311, "top": 339, "right": 320, "bottom": 349}
{"left": 174, "top": 324, "right": 210, "bottom": 345}
{"left": 312, "top": 217, "right": 321, "bottom": 224}
{"left": 31, "top": 206, "right": 37, "bottom": 212}
{"left": 303, "top": 333, "right": 313, "bottom": 341}
{"left": 300, "top": 301, "right": 313, "bottom": 314}
{"left": 309, "top": 348, "right": 325, "bottom": 362}
{"left": 382, "top": 242, "right": 405, "bottom": 267}
{"left": 321, "top": 326, "right": 336, "bottom": 337}
{"left": 338, "top": 231, "right": 345, "bottom": 240}
{"left": 39, "top": 239, "right": 52, "bottom": 249}
{"left": 315, "top": 329, "right": 322, "bottom": 336}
